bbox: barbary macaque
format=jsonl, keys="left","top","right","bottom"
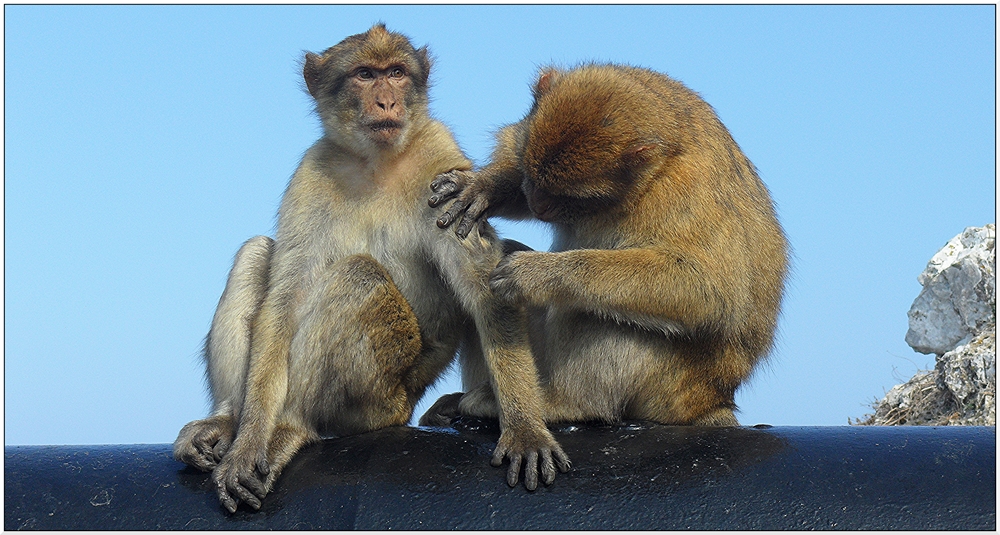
{"left": 174, "top": 25, "right": 568, "bottom": 513}
{"left": 427, "top": 63, "right": 788, "bottom": 428}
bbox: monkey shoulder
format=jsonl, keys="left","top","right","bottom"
{"left": 404, "top": 119, "right": 472, "bottom": 176}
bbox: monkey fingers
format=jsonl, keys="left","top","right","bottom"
{"left": 492, "top": 447, "right": 523, "bottom": 488}
{"left": 431, "top": 172, "right": 492, "bottom": 238}
{"left": 428, "top": 170, "right": 466, "bottom": 207}
{"left": 453, "top": 196, "right": 490, "bottom": 239}
{"left": 487, "top": 253, "right": 527, "bottom": 303}
{"left": 191, "top": 441, "right": 220, "bottom": 471}
{"left": 175, "top": 418, "right": 233, "bottom": 472}
{"left": 531, "top": 445, "right": 571, "bottom": 489}
{"left": 436, "top": 198, "right": 470, "bottom": 229}
{"left": 491, "top": 428, "right": 571, "bottom": 491}
{"left": 215, "top": 467, "right": 267, "bottom": 512}
{"left": 211, "top": 435, "right": 233, "bottom": 464}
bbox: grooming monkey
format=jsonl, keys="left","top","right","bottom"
{"left": 174, "top": 25, "right": 568, "bottom": 513}
{"left": 427, "top": 64, "right": 788, "bottom": 427}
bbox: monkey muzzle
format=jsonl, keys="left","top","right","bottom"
{"left": 525, "top": 186, "right": 559, "bottom": 222}
{"left": 367, "top": 120, "right": 404, "bottom": 144}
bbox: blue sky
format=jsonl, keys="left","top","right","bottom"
{"left": 4, "top": 5, "right": 995, "bottom": 445}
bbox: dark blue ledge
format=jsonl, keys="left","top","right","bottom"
{"left": 4, "top": 420, "right": 996, "bottom": 530}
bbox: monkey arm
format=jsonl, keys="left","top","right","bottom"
{"left": 430, "top": 124, "right": 533, "bottom": 238}
{"left": 489, "top": 248, "right": 728, "bottom": 336}
{"left": 428, "top": 225, "right": 570, "bottom": 489}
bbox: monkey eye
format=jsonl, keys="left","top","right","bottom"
{"left": 389, "top": 67, "right": 406, "bottom": 79}
{"left": 356, "top": 68, "right": 375, "bottom": 80}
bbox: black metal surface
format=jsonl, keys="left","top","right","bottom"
{"left": 4, "top": 421, "right": 995, "bottom": 530}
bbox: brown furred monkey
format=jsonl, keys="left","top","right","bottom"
{"left": 427, "top": 64, "right": 788, "bottom": 429}
{"left": 173, "top": 25, "right": 568, "bottom": 513}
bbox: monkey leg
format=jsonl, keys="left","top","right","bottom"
{"left": 626, "top": 351, "right": 742, "bottom": 427}
{"left": 285, "top": 253, "right": 423, "bottom": 437}
{"left": 213, "top": 253, "right": 421, "bottom": 513}
{"left": 456, "top": 381, "right": 500, "bottom": 417}
{"left": 418, "top": 379, "right": 500, "bottom": 427}
{"left": 206, "top": 235, "right": 273, "bottom": 411}
{"left": 690, "top": 408, "right": 739, "bottom": 426}
{"left": 627, "top": 383, "right": 739, "bottom": 426}
{"left": 417, "top": 392, "right": 464, "bottom": 427}
{"left": 417, "top": 327, "right": 497, "bottom": 427}
{"left": 175, "top": 236, "right": 273, "bottom": 472}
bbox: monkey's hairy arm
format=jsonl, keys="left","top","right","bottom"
{"left": 490, "top": 247, "right": 729, "bottom": 336}
{"left": 428, "top": 223, "right": 570, "bottom": 490}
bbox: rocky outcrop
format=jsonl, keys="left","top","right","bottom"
{"left": 860, "top": 224, "right": 995, "bottom": 426}
{"left": 905, "top": 225, "right": 996, "bottom": 355}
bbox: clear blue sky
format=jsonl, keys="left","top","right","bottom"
{"left": 5, "top": 5, "right": 995, "bottom": 445}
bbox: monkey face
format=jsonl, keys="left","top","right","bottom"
{"left": 517, "top": 175, "right": 608, "bottom": 224}
{"left": 303, "top": 24, "right": 431, "bottom": 154}
{"left": 350, "top": 65, "right": 411, "bottom": 146}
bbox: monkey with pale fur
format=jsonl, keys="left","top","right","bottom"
{"left": 427, "top": 64, "right": 788, "bottom": 427}
{"left": 174, "top": 25, "right": 568, "bottom": 513}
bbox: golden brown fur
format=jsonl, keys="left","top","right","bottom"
{"left": 429, "top": 63, "right": 788, "bottom": 427}
{"left": 174, "top": 25, "right": 567, "bottom": 513}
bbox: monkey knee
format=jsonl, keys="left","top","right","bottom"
{"left": 232, "top": 236, "right": 274, "bottom": 274}
{"left": 335, "top": 254, "right": 393, "bottom": 289}
{"left": 329, "top": 257, "right": 422, "bottom": 363}
{"left": 238, "top": 235, "right": 274, "bottom": 256}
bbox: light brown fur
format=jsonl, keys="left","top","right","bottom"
{"left": 429, "top": 63, "right": 788, "bottom": 428}
{"left": 174, "top": 25, "right": 567, "bottom": 513}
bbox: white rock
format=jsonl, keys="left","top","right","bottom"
{"left": 938, "top": 326, "right": 995, "bottom": 406}
{"left": 905, "top": 224, "right": 996, "bottom": 355}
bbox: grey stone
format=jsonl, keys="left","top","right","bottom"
{"left": 905, "top": 224, "right": 995, "bottom": 355}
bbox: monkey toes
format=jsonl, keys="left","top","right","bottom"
{"left": 173, "top": 418, "right": 234, "bottom": 472}
{"left": 213, "top": 450, "right": 270, "bottom": 513}
{"left": 418, "top": 392, "right": 463, "bottom": 426}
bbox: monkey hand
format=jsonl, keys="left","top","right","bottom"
{"left": 492, "top": 423, "right": 571, "bottom": 491}
{"left": 212, "top": 444, "right": 271, "bottom": 513}
{"left": 488, "top": 251, "right": 542, "bottom": 305}
{"left": 430, "top": 170, "right": 494, "bottom": 239}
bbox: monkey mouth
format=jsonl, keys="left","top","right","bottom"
{"left": 368, "top": 120, "right": 403, "bottom": 135}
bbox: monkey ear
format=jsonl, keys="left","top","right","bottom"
{"left": 621, "top": 143, "right": 660, "bottom": 168}
{"left": 533, "top": 68, "right": 560, "bottom": 98}
{"left": 415, "top": 46, "right": 432, "bottom": 86}
{"left": 303, "top": 52, "right": 324, "bottom": 99}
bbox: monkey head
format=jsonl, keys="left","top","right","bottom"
{"left": 303, "top": 24, "right": 432, "bottom": 157}
{"left": 519, "top": 66, "right": 666, "bottom": 223}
